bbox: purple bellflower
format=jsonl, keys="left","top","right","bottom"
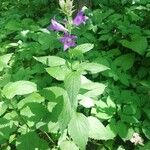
{"left": 48, "top": 19, "right": 68, "bottom": 32}
{"left": 60, "top": 34, "right": 77, "bottom": 51}
{"left": 73, "top": 11, "right": 88, "bottom": 26}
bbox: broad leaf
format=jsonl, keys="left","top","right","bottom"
{"left": 17, "top": 93, "right": 45, "bottom": 109}
{"left": 60, "top": 140, "right": 79, "bottom": 150}
{"left": 71, "top": 43, "right": 94, "bottom": 53}
{"left": 64, "top": 71, "right": 81, "bottom": 110}
{"left": 0, "top": 53, "right": 13, "bottom": 71}
{"left": 116, "top": 121, "right": 128, "bottom": 138}
{"left": 88, "top": 116, "right": 114, "bottom": 140}
{"left": 58, "top": 93, "right": 73, "bottom": 131}
{"left": 120, "top": 35, "right": 148, "bottom": 55}
{"left": 34, "top": 56, "right": 66, "bottom": 67}
{"left": 81, "top": 62, "right": 109, "bottom": 74}
{"left": 16, "top": 132, "right": 49, "bottom": 150}
{"left": 113, "top": 53, "right": 135, "bottom": 71}
{"left": 68, "top": 113, "right": 89, "bottom": 150}
{"left": 46, "top": 66, "right": 70, "bottom": 81}
{"left": 2, "top": 81, "right": 37, "bottom": 99}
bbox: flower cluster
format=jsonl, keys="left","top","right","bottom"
{"left": 130, "top": 133, "right": 143, "bottom": 145}
{"left": 48, "top": 8, "right": 88, "bottom": 51}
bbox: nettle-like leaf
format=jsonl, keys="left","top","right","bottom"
{"left": 78, "top": 95, "right": 94, "bottom": 108}
{"left": 88, "top": 116, "right": 115, "bottom": 140}
{"left": 20, "top": 102, "right": 49, "bottom": 124}
{"left": 0, "top": 53, "right": 13, "bottom": 71}
{"left": 58, "top": 93, "right": 73, "bottom": 131}
{"left": 113, "top": 53, "right": 135, "bottom": 71}
{"left": 81, "top": 62, "right": 109, "bottom": 74}
{"left": 70, "top": 43, "right": 94, "bottom": 54}
{"left": 0, "top": 118, "right": 17, "bottom": 141}
{"left": 64, "top": 71, "right": 81, "bottom": 110}
{"left": 68, "top": 113, "right": 89, "bottom": 150}
{"left": 120, "top": 35, "right": 148, "bottom": 55}
{"left": 142, "top": 120, "right": 150, "bottom": 140}
{"left": 16, "top": 131, "right": 49, "bottom": 150}
{"left": 2, "top": 81, "right": 37, "bottom": 99}
{"left": 17, "top": 92, "right": 45, "bottom": 109}
{"left": 46, "top": 66, "right": 70, "bottom": 81}
{"left": 0, "top": 101, "right": 8, "bottom": 116}
{"left": 34, "top": 56, "right": 66, "bottom": 67}
{"left": 60, "top": 140, "right": 79, "bottom": 150}
{"left": 116, "top": 120, "right": 128, "bottom": 138}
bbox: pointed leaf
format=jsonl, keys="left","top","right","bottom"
{"left": 64, "top": 71, "right": 81, "bottom": 110}
{"left": 34, "top": 56, "right": 66, "bottom": 67}
{"left": 2, "top": 81, "right": 37, "bottom": 99}
{"left": 60, "top": 140, "right": 79, "bottom": 150}
{"left": 68, "top": 113, "right": 89, "bottom": 150}
{"left": 88, "top": 116, "right": 114, "bottom": 140}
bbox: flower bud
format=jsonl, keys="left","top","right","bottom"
{"left": 59, "top": 0, "right": 65, "bottom": 10}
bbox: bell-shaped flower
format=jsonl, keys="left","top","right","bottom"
{"left": 73, "top": 11, "right": 88, "bottom": 26}
{"left": 48, "top": 19, "right": 68, "bottom": 32}
{"left": 60, "top": 34, "right": 77, "bottom": 51}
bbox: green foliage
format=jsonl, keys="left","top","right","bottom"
{"left": 0, "top": 0, "right": 150, "bottom": 149}
{"left": 68, "top": 113, "right": 89, "bottom": 150}
{"left": 64, "top": 71, "right": 81, "bottom": 110}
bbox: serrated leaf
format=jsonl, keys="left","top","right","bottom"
{"left": 116, "top": 121, "right": 128, "bottom": 138}
{"left": 34, "top": 56, "right": 66, "bottom": 67}
{"left": 46, "top": 66, "right": 70, "bottom": 81}
{"left": 2, "top": 81, "right": 37, "bottom": 99}
{"left": 0, "top": 53, "right": 13, "bottom": 71}
{"left": 68, "top": 113, "right": 89, "bottom": 150}
{"left": 113, "top": 53, "right": 135, "bottom": 71}
{"left": 83, "top": 83, "right": 106, "bottom": 98}
{"left": 58, "top": 93, "right": 73, "bottom": 131}
{"left": 0, "top": 118, "right": 17, "bottom": 140}
{"left": 120, "top": 35, "right": 148, "bottom": 55}
{"left": 64, "top": 71, "right": 81, "bottom": 110}
{"left": 16, "top": 132, "right": 49, "bottom": 150}
{"left": 78, "top": 95, "right": 94, "bottom": 108}
{"left": 0, "top": 101, "right": 8, "bottom": 116}
{"left": 81, "top": 62, "right": 109, "bottom": 74}
{"left": 71, "top": 43, "right": 94, "bottom": 53}
{"left": 17, "top": 93, "right": 45, "bottom": 109}
{"left": 60, "top": 140, "right": 79, "bottom": 150}
{"left": 88, "top": 116, "right": 114, "bottom": 140}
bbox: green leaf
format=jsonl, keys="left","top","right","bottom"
{"left": 60, "top": 140, "right": 79, "bottom": 150}
{"left": 58, "top": 93, "right": 73, "bottom": 131}
{"left": 2, "top": 81, "right": 37, "bottom": 99}
{"left": 0, "top": 101, "right": 8, "bottom": 116}
{"left": 88, "top": 116, "right": 114, "bottom": 140}
{"left": 116, "top": 121, "right": 128, "bottom": 138}
{"left": 20, "top": 102, "right": 49, "bottom": 124}
{"left": 71, "top": 43, "right": 94, "bottom": 53}
{"left": 82, "top": 82, "right": 106, "bottom": 98}
{"left": 46, "top": 66, "right": 70, "bottom": 81}
{"left": 0, "top": 118, "right": 17, "bottom": 141}
{"left": 16, "top": 132, "right": 49, "bottom": 150}
{"left": 64, "top": 71, "right": 81, "bottom": 110}
{"left": 120, "top": 35, "right": 148, "bottom": 55}
{"left": 34, "top": 56, "right": 66, "bottom": 67}
{"left": 81, "top": 62, "right": 109, "bottom": 74}
{"left": 17, "top": 93, "right": 45, "bottom": 109}
{"left": 0, "top": 53, "right": 13, "bottom": 71}
{"left": 68, "top": 113, "right": 89, "bottom": 150}
{"left": 142, "top": 120, "right": 150, "bottom": 140}
{"left": 113, "top": 53, "right": 135, "bottom": 70}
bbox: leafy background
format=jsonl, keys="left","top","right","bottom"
{"left": 0, "top": 0, "right": 150, "bottom": 150}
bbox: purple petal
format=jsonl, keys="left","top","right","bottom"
{"left": 59, "top": 34, "right": 77, "bottom": 51}
{"left": 48, "top": 19, "right": 68, "bottom": 32}
{"left": 73, "top": 11, "right": 88, "bottom": 26}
